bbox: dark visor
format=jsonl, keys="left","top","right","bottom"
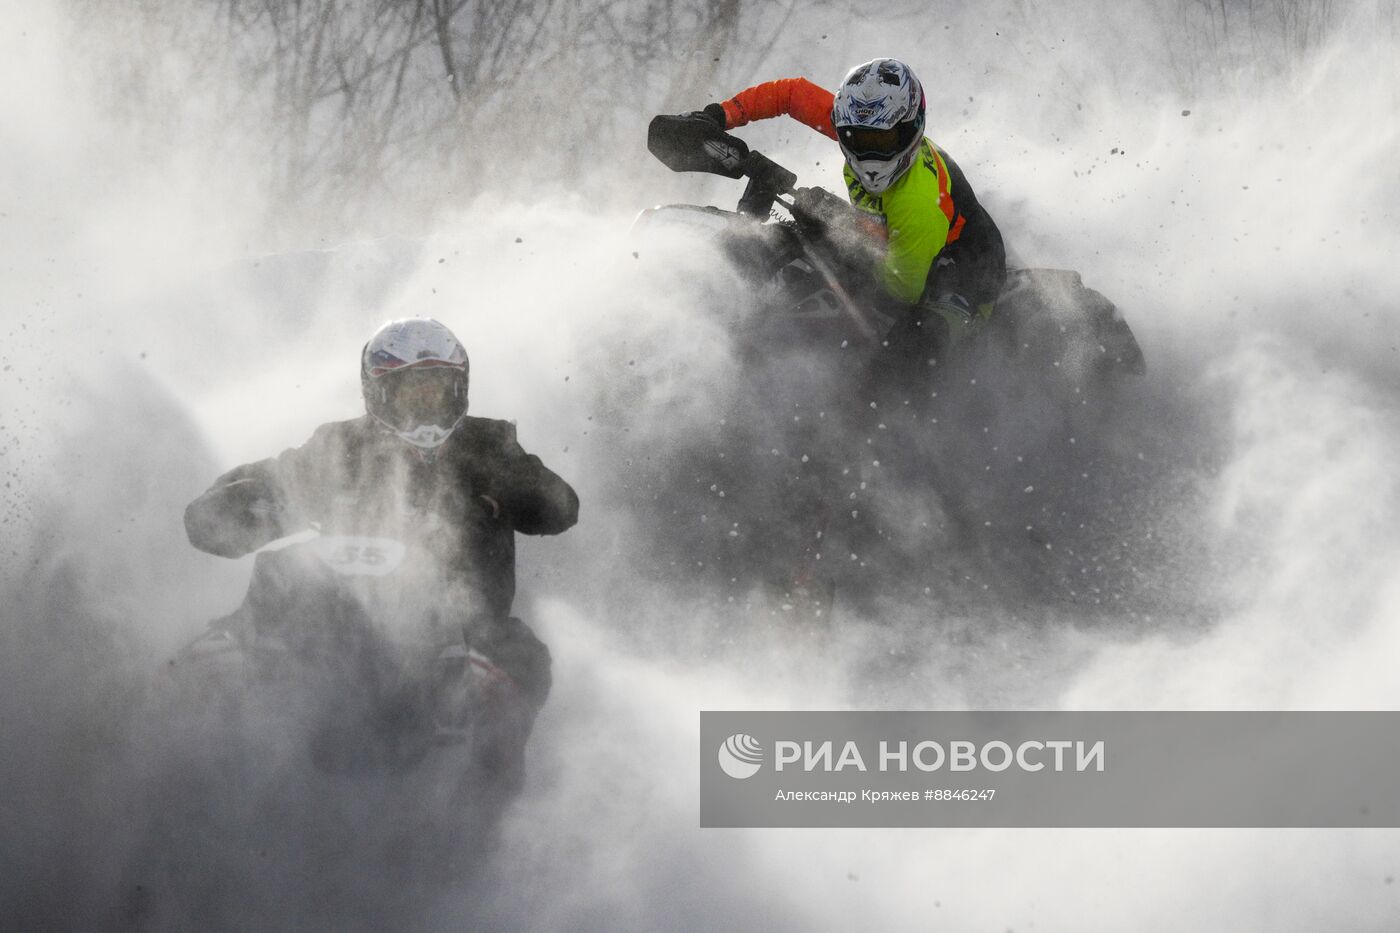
{"left": 376, "top": 366, "right": 465, "bottom": 431}
{"left": 839, "top": 123, "right": 914, "bottom": 160}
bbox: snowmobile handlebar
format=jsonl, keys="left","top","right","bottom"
{"left": 647, "top": 113, "right": 798, "bottom": 217}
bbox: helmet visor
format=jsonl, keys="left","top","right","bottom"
{"left": 838, "top": 122, "right": 919, "bottom": 161}
{"left": 371, "top": 366, "right": 466, "bottom": 433}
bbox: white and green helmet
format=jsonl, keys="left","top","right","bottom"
{"left": 831, "top": 58, "right": 926, "bottom": 195}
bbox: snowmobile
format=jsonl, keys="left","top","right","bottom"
{"left": 611, "top": 115, "right": 1150, "bottom": 618}
{"left": 138, "top": 498, "right": 534, "bottom": 925}
{"left": 166, "top": 522, "right": 532, "bottom": 789}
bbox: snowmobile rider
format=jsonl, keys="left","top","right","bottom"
{"left": 183, "top": 317, "right": 578, "bottom": 766}
{"left": 688, "top": 58, "right": 1007, "bottom": 368}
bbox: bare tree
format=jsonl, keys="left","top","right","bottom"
{"left": 73, "top": 0, "right": 1355, "bottom": 236}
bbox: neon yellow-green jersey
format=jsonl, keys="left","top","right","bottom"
{"left": 843, "top": 138, "right": 967, "bottom": 304}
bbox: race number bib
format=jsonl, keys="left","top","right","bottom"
{"left": 310, "top": 536, "right": 407, "bottom": 577}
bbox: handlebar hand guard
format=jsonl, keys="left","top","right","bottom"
{"left": 647, "top": 114, "right": 750, "bottom": 179}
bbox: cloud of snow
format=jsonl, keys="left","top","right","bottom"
{"left": 3, "top": 0, "right": 1399, "bottom": 929}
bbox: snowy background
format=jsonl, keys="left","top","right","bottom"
{"left": 3, "top": 0, "right": 1399, "bottom": 929}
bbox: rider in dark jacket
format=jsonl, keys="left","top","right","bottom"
{"left": 184, "top": 318, "right": 577, "bottom": 753}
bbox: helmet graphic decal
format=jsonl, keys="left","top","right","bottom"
{"left": 848, "top": 96, "right": 890, "bottom": 121}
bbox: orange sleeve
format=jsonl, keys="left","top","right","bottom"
{"left": 721, "top": 78, "right": 838, "bottom": 141}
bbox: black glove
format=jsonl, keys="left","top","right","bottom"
{"left": 184, "top": 476, "right": 293, "bottom": 558}
{"left": 700, "top": 102, "right": 728, "bottom": 129}
{"left": 792, "top": 186, "right": 851, "bottom": 228}
{"left": 680, "top": 103, "right": 727, "bottom": 132}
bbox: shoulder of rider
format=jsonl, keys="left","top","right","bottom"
{"left": 450, "top": 415, "right": 579, "bottom": 535}
{"left": 276, "top": 417, "right": 369, "bottom": 500}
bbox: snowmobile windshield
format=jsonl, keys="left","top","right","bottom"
{"left": 837, "top": 123, "right": 916, "bottom": 160}
{"left": 373, "top": 365, "right": 466, "bottom": 432}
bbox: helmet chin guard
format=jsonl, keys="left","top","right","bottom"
{"left": 392, "top": 420, "right": 462, "bottom": 451}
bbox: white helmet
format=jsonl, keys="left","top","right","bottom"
{"left": 831, "top": 59, "right": 926, "bottom": 195}
{"left": 360, "top": 318, "right": 469, "bottom": 450}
